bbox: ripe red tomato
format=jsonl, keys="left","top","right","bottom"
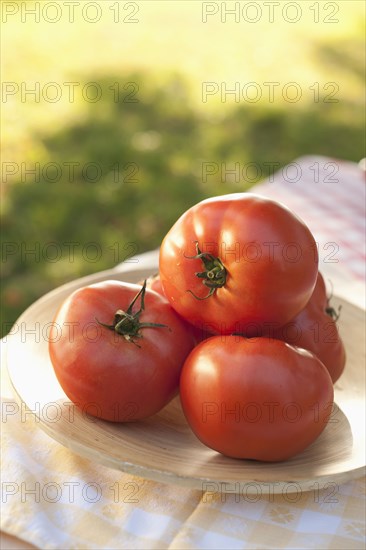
{"left": 267, "top": 272, "right": 346, "bottom": 384}
{"left": 145, "top": 273, "right": 210, "bottom": 344}
{"left": 159, "top": 193, "right": 318, "bottom": 335}
{"left": 145, "top": 273, "right": 165, "bottom": 296}
{"left": 180, "top": 336, "right": 334, "bottom": 461}
{"left": 49, "top": 281, "right": 194, "bottom": 422}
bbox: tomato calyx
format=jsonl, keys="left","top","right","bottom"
{"left": 96, "top": 280, "right": 169, "bottom": 347}
{"left": 325, "top": 280, "right": 342, "bottom": 321}
{"left": 326, "top": 303, "right": 341, "bottom": 321}
{"left": 185, "top": 241, "right": 227, "bottom": 300}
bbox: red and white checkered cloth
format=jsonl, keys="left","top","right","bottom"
{"left": 253, "top": 156, "right": 366, "bottom": 308}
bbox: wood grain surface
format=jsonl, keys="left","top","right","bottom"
{"left": 5, "top": 265, "right": 366, "bottom": 494}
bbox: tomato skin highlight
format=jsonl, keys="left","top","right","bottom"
{"left": 159, "top": 193, "right": 318, "bottom": 335}
{"left": 180, "top": 336, "right": 334, "bottom": 462}
{"left": 267, "top": 272, "right": 346, "bottom": 384}
{"left": 49, "top": 281, "right": 195, "bottom": 422}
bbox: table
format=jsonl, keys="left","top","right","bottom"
{"left": 1, "top": 156, "right": 365, "bottom": 549}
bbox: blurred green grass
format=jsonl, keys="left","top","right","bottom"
{"left": 1, "top": 2, "right": 365, "bottom": 336}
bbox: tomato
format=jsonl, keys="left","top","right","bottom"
{"left": 159, "top": 193, "right": 318, "bottom": 335}
{"left": 145, "top": 273, "right": 211, "bottom": 344}
{"left": 180, "top": 336, "right": 334, "bottom": 461}
{"left": 146, "top": 273, "right": 165, "bottom": 296}
{"left": 49, "top": 281, "right": 194, "bottom": 422}
{"left": 266, "top": 272, "right": 346, "bottom": 384}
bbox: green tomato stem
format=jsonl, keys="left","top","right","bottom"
{"left": 96, "top": 280, "right": 169, "bottom": 346}
{"left": 185, "top": 241, "right": 227, "bottom": 300}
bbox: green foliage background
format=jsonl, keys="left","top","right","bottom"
{"left": 1, "top": 2, "right": 365, "bottom": 336}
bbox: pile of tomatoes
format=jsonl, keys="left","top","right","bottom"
{"left": 49, "top": 193, "right": 345, "bottom": 462}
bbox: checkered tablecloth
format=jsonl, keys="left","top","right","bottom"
{"left": 1, "top": 156, "right": 365, "bottom": 549}
{"left": 252, "top": 155, "right": 365, "bottom": 308}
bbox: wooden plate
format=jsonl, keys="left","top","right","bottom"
{"left": 5, "top": 263, "right": 366, "bottom": 494}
